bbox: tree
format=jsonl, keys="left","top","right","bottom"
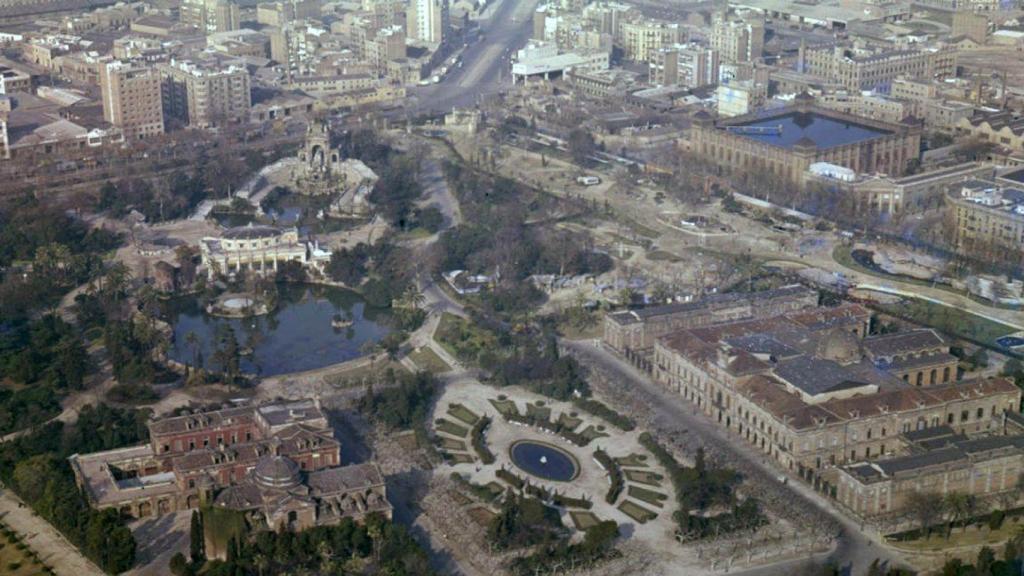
{"left": 944, "top": 491, "right": 971, "bottom": 539}
{"left": 212, "top": 325, "right": 241, "bottom": 386}
{"left": 567, "top": 128, "right": 596, "bottom": 165}
{"left": 190, "top": 510, "right": 205, "bottom": 565}
{"left": 977, "top": 546, "right": 996, "bottom": 575}
{"left": 906, "top": 491, "right": 945, "bottom": 539}
{"left": 169, "top": 552, "right": 190, "bottom": 576}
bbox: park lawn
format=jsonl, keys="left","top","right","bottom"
{"left": 557, "top": 412, "right": 583, "bottom": 432}
{"left": 556, "top": 312, "right": 604, "bottom": 340}
{"left": 890, "top": 523, "right": 1018, "bottom": 552}
{"left": 618, "top": 500, "right": 658, "bottom": 524}
{"left": 874, "top": 298, "right": 1017, "bottom": 345}
{"left": 579, "top": 425, "right": 609, "bottom": 442}
{"left": 525, "top": 402, "right": 552, "bottom": 422}
{"left": 435, "top": 418, "right": 470, "bottom": 438}
{"left": 627, "top": 486, "right": 668, "bottom": 508}
{"left": 447, "top": 403, "right": 479, "bottom": 426}
{"left": 408, "top": 347, "right": 451, "bottom": 373}
{"left": 438, "top": 437, "right": 467, "bottom": 451}
{"left": 435, "top": 312, "right": 499, "bottom": 364}
{"left": 467, "top": 506, "right": 497, "bottom": 528}
{"left": 489, "top": 398, "right": 519, "bottom": 418}
{"left": 624, "top": 469, "right": 663, "bottom": 487}
{"left": 0, "top": 539, "right": 45, "bottom": 576}
{"left": 322, "top": 359, "right": 408, "bottom": 388}
{"left": 646, "top": 249, "right": 682, "bottom": 263}
{"left": 616, "top": 454, "right": 649, "bottom": 468}
{"left": 570, "top": 511, "right": 602, "bottom": 531}
{"left": 444, "top": 452, "right": 475, "bottom": 464}
{"left": 398, "top": 227, "right": 433, "bottom": 241}
{"left": 449, "top": 490, "right": 473, "bottom": 506}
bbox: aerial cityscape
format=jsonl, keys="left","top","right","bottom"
{"left": 2, "top": 0, "right": 1024, "bottom": 572}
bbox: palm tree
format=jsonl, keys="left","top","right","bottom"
{"left": 103, "top": 262, "right": 133, "bottom": 304}
{"left": 185, "top": 331, "right": 200, "bottom": 374}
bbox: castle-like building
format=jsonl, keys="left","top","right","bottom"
{"left": 70, "top": 399, "right": 390, "bottom": 532}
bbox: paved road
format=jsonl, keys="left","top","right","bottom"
{"left": 562, "top": 339, "right": 907, "bottom": 576}
{"left": 407, "top": 0, "right": 538, "bottom": 113}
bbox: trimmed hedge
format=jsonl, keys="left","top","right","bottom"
{"left": 594, "top": 450, "right": 624, "bottom": 504}
{"left": 470, "top": 416, "right": 496, "bottom": 464}
{"left": 573, "top": 398, "right": 635, "bottom": 431}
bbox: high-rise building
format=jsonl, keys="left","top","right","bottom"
{"left": 710, "top": 11, "right": 764, "bottom": 65}
{"left": 650, "top": 43, "right": 718, "bottom": 87}
{"left": 181, "top": 0, "right": 240, "bottom": 33}
{"left": 620, "top": 19, "right": 681, "bottom": 63}
{"left": 160, "top": 60, "right": 251, "bottom": 129}
{"left": 406, "top": 0, "right": 449, "bottom": 44}
{"left": 100, "top": 61, "right": 164, "bottom": 141}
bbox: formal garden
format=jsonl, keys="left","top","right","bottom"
{"left": 430, "top": 380, "right": 678, "bottom": 544}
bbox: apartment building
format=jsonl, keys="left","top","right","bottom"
{"left": 952, "top": 10, "right": 989, "bottom": 43}
{"left": 160, "top": 60, "right": 251, "bottom": 128}
{"left": 620, "top": 19, "right": 682, "bottom": 63}
{"left": 652, "top": 44, "right": 719, "bottom": 87}
{"left": 100, "top": 60, "right": 164, "bottom": 140}
{"left": 406, "top": 0, "right": 448, "bottom": 44}
{"left": 364, "top": 25, "right": 405, "bottom": 72}
{"left": 949, "top": 176, "right": 1024, "bottom": 257}
{"left": 710, "top": 10, "right": 764, "bottom": 65}
{"left": 816, "top": 92, "right": 911, "bottom": 124}
{"left": 0, "top": 62, "right": 30, "bottom": 94}
{"left": 180, "top": 0, "right": 240, "bottom": 33}
{"left": 256, "top": 0, "right": 319, "bottom": 26}
{"left": 798, "top": 43, "right": 957, "bottom": 92}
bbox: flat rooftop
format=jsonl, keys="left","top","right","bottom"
{"left": 729, "top": 111, "right": 892, "bottom": 150}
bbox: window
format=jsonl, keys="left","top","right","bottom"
{"left": 867, "top": 429, "right": 872, "bottom": 440}
{"left": 961, "top": 410, "right": 969, "bottom": 422}
{"left": 948, "top": 413, "right": 955, "bottom": 424}
{"left": 850, "top": 449, "right": 856, "bottom": 460}
{"left": 977, "top": 407, "right": 984, "bottom": 419}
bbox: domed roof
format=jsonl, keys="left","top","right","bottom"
{"left": 254, "top": 455, "right": 301, "bottom": 489}
{"left": 222, "top": 223, "right": 281, "bottom": 240}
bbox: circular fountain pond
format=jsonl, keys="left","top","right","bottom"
{"left": 509, "top": 440, "right": 580, "bottom": 482}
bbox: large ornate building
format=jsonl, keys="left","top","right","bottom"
{"left": 605, "top": 287, "right": 1023, "bottom": 521}
{"left": 69, "top": 399, "right": 390, "bottom": 531}
{"left": 689, "top": 93, "right": 922, "bottom": 185}
{"left": 602, "top": 284, "right": 818, "bottom": 360}
{"left": 199, "top": 223, "right": 331, "bottom": 278}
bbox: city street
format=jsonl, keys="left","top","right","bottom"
{"left": 407, "top": 0, "right": 538, "bottom": 113}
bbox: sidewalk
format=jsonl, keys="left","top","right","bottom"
{"left": 0, "top": 487, "right": 104, "bottom": 576}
